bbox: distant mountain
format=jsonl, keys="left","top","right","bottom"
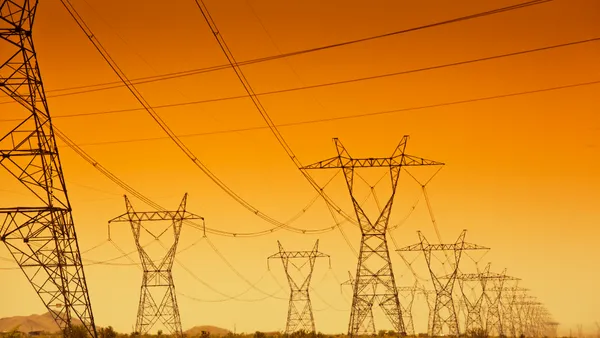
{"left": 0, "top": 312, "right": 83, "bottom": 333}
{"left": 185, "top": 325, "right": 231, "bottom": 336}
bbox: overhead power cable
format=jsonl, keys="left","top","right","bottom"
{"left": 2, "top": 0, "right": 552, "bottom": 103}
{"left": 8, "top": 35, "right": 596, "bottom": 123}
{"left": 55, "top": 78, "right": 600, "bottom": 147}
{"left": 59, "top": 0, "right": 361, "bottom": 236}
{"left": 193, "top": 0, "right": 365, "bottom": 262}
{"left": 55, "top": 127, "right": 342, "bottom": 237}
{"left": 5, "top": 36, "right": 596, "bottom": 126}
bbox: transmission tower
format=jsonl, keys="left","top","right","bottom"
{"left": 0, "top": 1, "right": 97, "bottom": 337}
{"left": 482, "top": 269, "right": 520, "bottom": 336}
{"left": 441, "top": 263, "right": 492, "bottom": 334}
{"left": 108, "top": 194, "right": 203, "bottom": 336}
{"left": 397, "top": 283, "right": 419, "bottom": 336}
{"left": 397, "top": 230, "right": 489, "bottom": 336}
{"left": 302, "top": 136, "right": 443, "bottom": 336}
{"left": 341, "top": 271, "right": 376, "bottom": 334}
{"left": 515, "top": 296, "right": 545, "bottom": 337}
{"left": 491, "top": 285, "right": 528, "bottom": 337}
{"left": 268, "top": 240, "right": 330, "bottom": 335}
{"left": 419, "top": 288, "right": 437, "bottom": 335}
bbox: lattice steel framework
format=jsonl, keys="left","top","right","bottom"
{"left": 302, "top": 136, "right": 444, "bottom": 337}
{"left": 442, "top": 263, "right": 492, "bottom": 334}
{"left": 482, "top": 270, "right": 520, "bottom": 336}
{"left": 108, "top": 194, "right": 202, "bottom": 337}
{"left": 419, "top": 288, "right": 436, "bottom": 334}
{"left": 515, "top": 297, "right": 546, "bottom": 338}
{"left": 268, "top": 240, "right": 330, "bottom": 335}
{"left": 493, "top": 285, "right": 529, "bottom": 337}
{"left": 341, "top": 271, "right": 375, "bottom": 334}
{"left": 0, "top": 1, "right": 97, "bottom": 337}
{"left": 397, "top": 283, "right": 418, "bottom": 336}
{"left": 397, "top": 230, "right": 489, "bottom": 336}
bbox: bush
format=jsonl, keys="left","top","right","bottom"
{"left": 466, "top": 328, "right": 488, "bottom": 338}
{"left": 63, "top": 325, "right": 89, "bottom": 338}
{"left": 99, "top": 327, "right": 117, "bottom": 338}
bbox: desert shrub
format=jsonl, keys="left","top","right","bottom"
{"left": 466, "top": 328, "right": 488, "bottom": 338}
{"left": 62, "top": 325, "right": 89, "bottom": 338}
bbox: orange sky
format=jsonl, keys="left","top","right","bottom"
{"left": 1, "top": 0, "right": 599, "bottom": 335}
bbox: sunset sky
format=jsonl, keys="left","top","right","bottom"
{"left": 1, "top": 0, "right": 599, "bottom": 336}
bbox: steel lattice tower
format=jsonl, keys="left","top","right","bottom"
{"left": 442, "top": 263, "right": 493, "bottom": 334}
{"left": 397, "top": 283, "right": 418, "bottom": 336}
{"left": 0, "top": 1, "right": 97, "bottom": 337}
{"left": 268, "top": 240, "right": 330, "bottom": 335}
{"left": 341, "top": 271, "right": 376, "bottom": 334}
{"left": 302, "top": 136, "right": 443, "bottom": 337}
{"left": 419, "top": 288, "right": 437, "bottom": 334}
{"left": 397, "top": 230, "right": 489, "bottom": 336}
{"left": 482, "top": 270, "right": 520, "bottom": 336}
{"left": 495, "top": 285, "right": 529, "bottom": 337}
{"left": 108, "top": 194, "right": 202, "bottom": 337}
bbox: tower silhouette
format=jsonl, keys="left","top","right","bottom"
{"left": 0, "top": 1, "right": 96, "bottom": 336}
{"left": 268, "top": 240, "right": 329, "bottom": 335}
{"left": 397, "top": 230, "right": 489, "bottom": 336}
{"left": 108, "top": 194, "right": 203, "bottom": 336}
{"left": 302, "top": 136, "right": 444, "bottom": 336}
{"left": 341, "top": 271, "right": 376, "bottom": 334}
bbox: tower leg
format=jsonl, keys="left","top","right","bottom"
{"left": 1, "top": 1, "right": 96, "bottom": 336}
{"left": 349, "top": 234, "right": 405, "bottom": 336}
{"left": 1, "top": 210, "right": 97, "bottom": 337}
{"left": 286, "top": 290, "right": 314, "bottom": 334}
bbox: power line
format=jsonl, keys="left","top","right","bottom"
{"left": 1, "top": 0, "right": 552, "bottom": 103}
{"left": 59, "top": 0, "right": 359, "bottom": 237}
{"left": 55, "top": 79, "right": 600, "bottom": 147}
{"left": 56, "top": 125, "right": 346, "bottom": 237}
{"left": 4, "top": 36, "right": 595, "bottom": 123}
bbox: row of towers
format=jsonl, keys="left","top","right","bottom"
{"left": 0, "top": 2, "right": 557, "bottom": 338}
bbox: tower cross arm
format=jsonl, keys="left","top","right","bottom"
{"left": 460, "top": 242, "right": 490, "bottom": 251}
{"left": 397, "top": 242, "right": 489, "bottom": 252}
{"left": 439, "top": 272, "right": 484, "bottom": 281}
{"left": 396, "top": 154, "right": 445, "bottom": 167}
{"left": 301, "top": 155, "right": 445, "bottom": 169}
{"left": 441, "top": 272, "right": 520, "bottom": 281}
{"left": 268, "top": 251, "right": 330, "bottom": 259}
{"left": 301, "top": 156, "right": 346, "bottom": 170}
{"left": 108, "top": 211, "right": 203, "bottom": 223}
{"left": 395, "top": 243, "right": 424, "bottom": 252}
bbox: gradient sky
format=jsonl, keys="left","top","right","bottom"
{"left": 1, "top": 0, "right": 599, "bottom": 336}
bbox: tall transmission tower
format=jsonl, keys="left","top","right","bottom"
{"left": 268, "top": 240, "right": 330, "bottom": 335}
{"left": 108, "top": 194, "right": 203, "bottom": 337}
{"left": 397, "top": 230, "right": 489, "bottom": 336}
{"left": 0, "top": 1, "right": 96, "bottom": 337}
{"left": 302, "top": 136, "right": 444, "bottom": 336}
{"left": 341, "top": 271, "right": 376, "bottom": 334}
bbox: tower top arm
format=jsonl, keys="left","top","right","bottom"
{"left": 440, "top": 272, "right": 521, "bottom": 281}
{"left": 301, "top": 136, "right": 444, "bottom": 170}
{"left": 301, "top": 154, "right": 444, "bottom": 169}
{"left": 108, "top": 211, "right": 204, "bottom": 223}
{"left": 397, "top": 242, "right": 489, "bottom": 252}
{"left": 268, "top": 251, "right": 330, "bottom": 260}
